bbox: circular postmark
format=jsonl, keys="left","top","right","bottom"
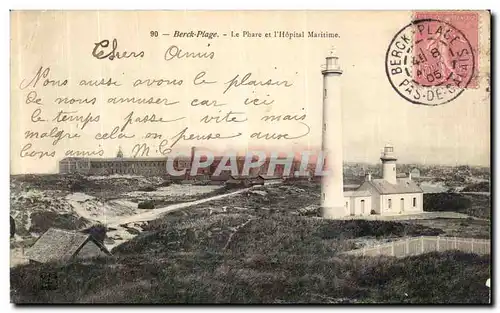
{"left": 385, "top": 19, "right": 475, "bottom": 106}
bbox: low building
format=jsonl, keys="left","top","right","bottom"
{"left": 354, "top": 145, "right": 424, "bottom": 215}
{"left": 25, "top": 228, "right": 112, "bottom": 264}
{"left": 343, "top": 190, "right": 372, "bottom": 216}
{"left": 258, "top": 175, "right": 284, "bottom": 186}
{"left": 357, "top": 177, "right": 423, "bottom": 215}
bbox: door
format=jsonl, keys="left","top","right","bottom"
{"left": 400, "top": 198, "right": 404, "bottom": 213}
{"left": 361, "top": 199, "right": 365, "bottom": 215}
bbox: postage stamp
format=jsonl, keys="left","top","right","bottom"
{"left": 385, "top": 11, "right": 479, "bottom": 106}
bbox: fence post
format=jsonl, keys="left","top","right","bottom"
{"left": 454, "top": 237, "right": 457, "bottom": 250}
{"left": 391, "top": 241, "right": 395, "bottom": 257}
{"left": 436, "top": 236, "right": 440, "bottom": 252}
{"left": 406, "top": 238, "right": 410, "bottom": 255}
{"left": 471, "top": 238, "right": 474, "bottom": 254}
{"left": 421, "top": 236, "right": 424, "bottom": 254}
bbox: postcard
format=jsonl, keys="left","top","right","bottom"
{"left": 10, "top": 10, "right": 491, "bottom": 304}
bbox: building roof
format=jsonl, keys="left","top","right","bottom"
{"left": 230, "top": 175, "right": 259, "bottom": 180}
{"left": 25, "top": 228, "right": 111, "bottom": 264}
{"left": 343, "top": 190, "right": 371, "bottom": 197}
{"left": 258, "top": 175, "right": 283, "bottom": 180}
{"left": 364, "top": 178, "right": 422, "bottom": 195}
{"left": 61, "top": 157, "right": 170, "bottom": 162}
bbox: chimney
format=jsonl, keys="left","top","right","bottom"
{"left": 365, "top": 173, "right": 372, "bottom": 181}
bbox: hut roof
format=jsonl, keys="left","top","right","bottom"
{"left": 25, "top": 228, "right": 111, "bottom": 264}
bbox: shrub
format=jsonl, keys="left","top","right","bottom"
{"left": 29, "top": 212, "right": 89, "bottom": 233}
{"left": 462, "top": 182, "right": 490, "bottom": 193}
{"left": 138, "top": 200, "right": 155, "bottom": 210}
{"left": 423, "top": 193, "right": 472, "bottom": 213}
{"left": 138, "top": 186, "right": 156, "bottom": 192}
{"left": 81, "top": 223, "right": 107, "bottom": 243}
{"left": 10, "top": 216, "right": 15, "bottom": 238}
{"left": 69, "top": 182, "right": 86, "bottom": 192}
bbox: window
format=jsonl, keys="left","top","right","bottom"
{"left": 324, "top": 88, "right": 327, "bottom": 98}
{"left": 361, "top": 200, "right": 365, "bottom": 214}
{"left": 413, "top": 197, "right": 417, "bottom": 207}
{"left": 400, "top": 198, "right": 404, "bottom": 211}
{"left": 345, "top": 201, "right": 348, "bottom": 208}
{"left": 388, "top": 198, "right": 392, "bottom": 209}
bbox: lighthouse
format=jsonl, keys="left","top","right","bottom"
{"left": 380, "top": 144, "right": 398, "bottom": 184}
{"left": 320, "top": 51, "right": 345, "bottom": 218}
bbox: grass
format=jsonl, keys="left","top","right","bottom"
{"left": 12, "top": 207, "right": 487, "bottom": 304}
{"left": 404, "top": 218, "right": 491, "bottom": 239}
{"left": 10, "top": 249, "right": 490, "bottom": 304}
{"left": 10, "top": 180, "right": 491, "bottom": 304}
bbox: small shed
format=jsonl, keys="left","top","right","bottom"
{"left": 258, "top": 175, "right": 284, "bottom": 186}
{"left": 226, "top": 175, "right": 257, "bottom": 187}
{"left": 25, "top": 228, "right": 112, "bottom": 264}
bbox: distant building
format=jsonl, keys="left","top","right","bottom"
{"left": 258, "top": 175, "right": 284, "bottom": 186}
{"left": 59, "top": 147, "right": 191, "bottom": 177}
{"left": 25, "top": 228, "right": 112, "bottom": 264}
{"left": 354, "top": 145, "right": 424, "bottom": 215}
{"left": 410, "top": 168, "right": 421, "bottom": 178}
{"left": 59, "top": 147, "right": 306, "bottom": 180}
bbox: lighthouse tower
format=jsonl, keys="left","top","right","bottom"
{"left": 320, "top": 51, "right": 345, "bottom": 218}
{"left": 380, "top": 144, "right": 397, "bottom": 184}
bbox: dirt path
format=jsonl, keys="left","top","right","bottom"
{"left": 106, "top": 187, "right": 252, "bottom": 227}
{"left": 103, "top": 187, "right": 253, "bottom": 250}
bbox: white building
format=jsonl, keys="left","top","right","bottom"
{"left": 353, "top": 145, "right": 424, "bottom": 215}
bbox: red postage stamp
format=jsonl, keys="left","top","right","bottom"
{"left": 413, "top": 11, "right": 479, "bottom": 89}
{"left": 385, "top": 11, "right": 479, "bottom": 106}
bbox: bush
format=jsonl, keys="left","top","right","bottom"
{"left": 138, "top": 186, "right": 156, "bottom": 192}
{"left": 10, "top": 216, "right": 15, "bottom": 238}
{"left": 158, "top": 181, "right": 172, "bottom": 187}
{"left": 81, "top": 223, "right": 107, "bottom": 243}
{"left": 462, "top": 182, "right": 490, "bottom": 193}
{"left": 423, "top": 193, "right": 472, "bottom": 213}
{"left": 70, "top": 182, "right": 86, "bottom": 192}
{"left": 138, "top": 200, "right": 155, "bottom": 210}
{"left": 29, "top": 212, "right": 89, "bottom": 233}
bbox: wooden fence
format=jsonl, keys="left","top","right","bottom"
{"left": 344, "top": 236, "right": 490, "bottom": 258}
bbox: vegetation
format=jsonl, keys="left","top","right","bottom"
{"left": 81, "top": 223, "right": 107, "bottom": 243}
{"left": 10, "top": 175, "right": 491, "bottom": 304}
{"left": 10, "top": 216, "right": 15, "bottom": 238}
{"left": 10, "top": 250, "right": 490, "bottom": 304}
{"left": 28, "top": 211, "right": 89, "bottom": 234}
{"left": 137, "top": 200, "right": 155, "bottom": 210}
{"left": 462, "top": 182, "right": 490, "bottom": 193}
{"left": 423, "top": 193, "right": 490, "bottom": 219}
{"left": 11, "top": 209, "right": 483, "bottom": 304}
